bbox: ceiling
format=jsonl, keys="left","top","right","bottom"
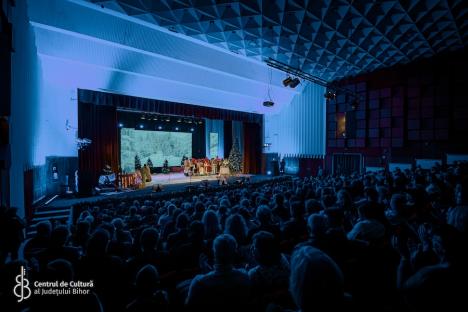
{"left": 87, "top": 0, "right": 468, "bottom": 82}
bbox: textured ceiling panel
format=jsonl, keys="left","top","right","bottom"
{"left": 87, "top": 0, "right": 468, "bottom": 81}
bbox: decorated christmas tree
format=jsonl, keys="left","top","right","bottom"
{"left": 228, "top": 138, "right": 243, "bottom": 173}
{"left": 134, "top": 154, "right": 141, "bottom": 171}
{"left": 147, "top": 158, "right": 154, "bottom": 173}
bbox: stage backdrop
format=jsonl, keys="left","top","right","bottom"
{"left": 78, "top": 89, "right": 263, "bottom": 193}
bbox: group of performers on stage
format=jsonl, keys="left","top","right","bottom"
{"left": 182, "top": 156, "right": 229, "bottom": 176}
{"left": 97, "top": 156, "right": 231, "bottom": 192}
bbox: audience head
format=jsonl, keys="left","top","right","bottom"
{"left": 86, "top": 228, "right": 110, "bottom": 257}
{"left": 140, "top": 227, "right": 159, "bottom": 252}
{"left": 36, "top": 220, "right": 52, "bottom": 239}
{"left": 46, "top": 259, "right": 74, "bottom": 281}
{"left": 290, "top": 201, "right": 304, "bottom": 219}
{"left": 50, "top": 225, "right": 70, "bottom": 248}
{"left": 252, "top": 231, "right": 280, "bottom": 266}
{"left": 307, "top": 214, "right": 328, "bottom": 238}
{"left": 225, "top": 213, "right": 248, "bottom": 244}
{"left": 256, "top": 205, "right": 272, "bottom": 225}
{"left": 290, "top": 246, "right": 344, "bottom": 311}
{"left": 213, "top": 234, "right": 237, "bottom": 266}
{"left": 202, "top": 210, "right": 219, "bottom": 240}
{"left": 135, "top": 264, "right": 160, "bottom": 295}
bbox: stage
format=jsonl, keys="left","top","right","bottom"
{"left": 147, "top": 172, "right": 229, "bottom": 186}
{"left": 43, "top": 173, "right": 269, "bottom": 209}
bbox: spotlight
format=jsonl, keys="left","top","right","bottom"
{"left": 118, "top": 123, "right": 123, "bottom": 128}
{"left": 175, "top": 127, "right": 179, "bottom": 131}
{"left": 282, "top": 76, "right": 293, "bottom": 87}
{"left": 282, "top": 76, "right": 300, "bottom": 88}
{"left": 289, "top": 78, "right": 300, "bottom": 88}
{"left": 141, "top": 115, "right": 145, "bottom": 120}
{"left": 158, "top": 126, "right": 162, "bottom": 130}
{"left": 177, "top": 118, "right": 182, "bottom": 123}
{"left": 190, "top": 128, "right": 194, "bottom": 132}
{"left": 324, "top": 91, "right": 336, "bottom": 100}
{"left": 153, "top": 116, "right": 158, "bottom": 121}
{"left": 139, "top": 124, "right": 144, "bottom": 129}
{"left": 165, "top": 117, "right": 170, "bottom": 122}
{"left": 267, "top": 170, "right": 272, "bottom": 175}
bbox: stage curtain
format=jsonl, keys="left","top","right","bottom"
{"left": 243, "top": 122, "right": 262, "bottom": 174}
{"left": 205, "top": 119, "right": 224, "bottom": 158}
{"left": 223, "top": 120, "right": 232, "bottom": 159}
{"left": 232, "top": 120, "right": 243, "bottom": 154}
{"left": 78, "top": 102, "right": 119, "bottom": 194}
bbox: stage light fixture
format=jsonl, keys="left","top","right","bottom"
{"left": 165, "top": 117, "right": 170, "bottom": 122}
{"left": 282, "top": 76, "right": 300, "bottom": 88}
{"left": 289, "top": 78, "right": 300, "bottom": 88}
{"left": 175, "top": 127, "right": 179, "bottom": 131}
{"left": 177, "top": 118, "right": 182, "bottom": 123}
{"left": 118, "top": 123, "right": 124, "bottom": 128}
{"left": 282, "top": 76, "right": 293, "bottom": 87}
{"left": 139, "top": 124, "right": 144, "bottom": 129}
{"left": 190, "top": 128, "right": 194, "bottom": 132}
{"left": 153, "top": 116, "right": 158, "bottom": 121}
{"left": 158, "top": 126, "right": 162, "bottom": 130}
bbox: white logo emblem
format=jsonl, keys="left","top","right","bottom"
{"left": 13, "top": 266, "right": 31, "bottom": 302}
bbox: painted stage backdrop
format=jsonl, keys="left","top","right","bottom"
{"left": 120, "top": 128, "right": 192, "bottom": 173}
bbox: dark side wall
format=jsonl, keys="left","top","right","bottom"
{"left": 326, "top": 48, "right": 468, "bottom": 172}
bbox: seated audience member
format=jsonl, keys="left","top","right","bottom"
{"left": 167, "top": 213, "right": 190, "bottom": 250}
{"left": 249, "top": 231, "right": 290, "bottom": 305}
{"left": 185, "top": 234, "right": 252, "bottom": 312}
{"left": 126, "top": 264, "right": 169, "bottom": 312}
{"left": 37, "top": 225, "right": 80, "bottom": 268}
{"left": 23, "top": 220, "right": 52, "bottom": 260}
{"left": 289, "top": 246, "right": 346, "bottom": 311}
{"left": 249, "top": 205, "right": 281, "bottom": 241}
{"left": 282, "top": 201, "right": 308, "bottom": 243}
{"left": 401, "top": 224, "right": 468, "bottom": 312}
{"left": 347, "top": 202, "right": 386, "bottom": 245}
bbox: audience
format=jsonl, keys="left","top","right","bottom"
{"left": 1, "top": 163, "right": 467, "bottom": 312}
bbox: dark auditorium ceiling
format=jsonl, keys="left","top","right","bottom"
{"left": 88, "top": 0, "right": 467, "bottom": 81}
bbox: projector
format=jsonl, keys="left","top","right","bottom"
{"left": 263, "top": 100, "right": 274, "bottom": 107}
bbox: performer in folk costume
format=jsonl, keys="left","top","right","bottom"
{"left": 134, "top": 169, "right": 144, "bottom": 188}
{"left": 204, "top": 158, "right": 211, "bottom": 174}
{"left": 184, "top": 158, "right": 191, "bottom": 176}
{"left": 143, "top": 164, "right": 152, "bottom": 182}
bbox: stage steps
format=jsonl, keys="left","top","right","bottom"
{"left": 26, "top": 205, "right": 72, "bottom": 238}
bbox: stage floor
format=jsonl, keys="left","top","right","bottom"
{"left": 148, "top": 172, "right": 228, "bottom": 185}
{"left": 43, "top": 173, "right": 266, "bottom": 209}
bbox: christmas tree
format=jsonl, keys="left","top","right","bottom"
{"left": 147, "top": 158, "right": 154, "bottom": 173}
{"left": 134, "top": 154, "right": 141, "bottom": 171}
{"left": 228, "top": 138, "right": 243, "bottom": 173}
